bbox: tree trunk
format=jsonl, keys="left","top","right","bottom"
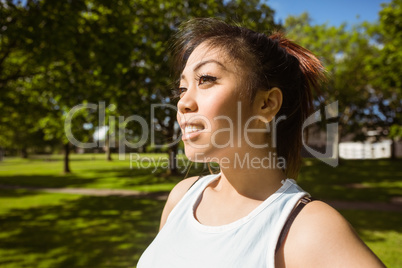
{"left": 168, "top": 144, "right": 179, "bottom": 175}
{"left": 391, "top": 138, "right": 396, "bottom": 160}
{"left": 107, "top": 147, "right": 112, "bottom": 161}
{"left": 64, "top": 142, "right": 71, "bottom": 174}
{"left": 105, "top": 136, "right": 113, "bottom": 161}
{"left": 337, "top": 124, "right": 343, "bottom": 166}
{"left": 21, "top": 147, "right": 28, "bottom": 158}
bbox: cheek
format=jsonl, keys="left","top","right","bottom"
{"left": 203, "top": 99, "right": 235, "bottom": 126}
{"left": 206, "top": 91, "right": 238, "bottom": 113}
{"left": 204, "top": 98, "right": 243, "bottom": 139}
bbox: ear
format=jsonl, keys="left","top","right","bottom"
{"left": 254, "top": 87, "right": 283, "bottom": 123}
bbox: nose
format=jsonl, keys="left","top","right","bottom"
{"left": 177, "top": 88, "right": 197, "bottom": 114}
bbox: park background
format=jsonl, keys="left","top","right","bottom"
{"left": 0, "top": 0, "right": 401, "bottom": 267}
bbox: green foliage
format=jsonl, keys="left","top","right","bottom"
{"left": 284, "top": 10, "right": 402, "bottom": 141}
{"left": 2, "top": 0, "right": 402, "bottom": 166}
{"left": 367, "top": 0, "right": 402, "bottom": 141}
{"left": 389, "top": 124, "right": 402, "bottom": 139}
{"left": 0, "top": 0, "right": 278, "bottom": 171}
{"left": 372, "top": 0, "right": 402, "bottom": 92}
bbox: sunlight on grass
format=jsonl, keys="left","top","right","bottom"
{"left": 0, "top": 154, "right": 401, "bottom": 267}
{"left": 298, "top": 158, "right": 402, "bottom": 202}
{"left": 0, "top": 189, "right": 81, "bottom": 214}
{"left": 340, "top": 210, "right": 402, "bottom": 267}
{"left": 0, "top": 154, "right": 191, "bottom": 192}
{"left": 0, "top": 190, "right": 164, "bottom": 267}
{"left": 365, "top": 230, "right": 402, "bottom": 267}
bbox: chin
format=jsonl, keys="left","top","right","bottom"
{"left": 184, "top": 145, "right": 227, "bottom": 164}
{"left": 184, "top": 150, "right": 205, "bottom": 163}
{"left": 184, "top": 145, "right": 215, "bottom": 163}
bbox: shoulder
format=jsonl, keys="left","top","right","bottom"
{"left": 159, "top": 176, "right": 201, "bottom": 230}
{"left": 166, "top": 176, "right": 201, "bottom": 206}
{"left": 279, "top": 200, "right": 385, "bottom": 267}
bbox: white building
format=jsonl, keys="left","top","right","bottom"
{"left": 338, "top": 140, "right": 393, "bottom": 159}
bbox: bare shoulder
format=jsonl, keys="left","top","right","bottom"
{"left": 159, "top": 176, "right": 200, "bottom": 230}
{"left": 166, "top": 176, "right": 200, "bottom": 205}
{"left": 281, "top": 200, "right": 385, "bottom": 268}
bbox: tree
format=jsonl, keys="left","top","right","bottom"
{"left": 79, "top": 0, "right": 280, "bottom": 174}
{"left": 1, "top": 0, "right": 104, "bottom": 171}
{"left": 0, "top": 1, "right": 58, "bottom": 158}
{"left": 367, "top": 0, "right": 402, "bottom": 155}
{"left": 284, "top": 13, "right": 400, "bottom": 148}
{"left": 1, "top": 0, "right": 280, "bottom": 174}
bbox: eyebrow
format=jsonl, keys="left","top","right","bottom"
{"left": 180, "top": 59, "right": 226, "bottom": 81}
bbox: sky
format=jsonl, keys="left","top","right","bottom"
{"left": 268, "top": 0, "right": 391, "bottom": 26}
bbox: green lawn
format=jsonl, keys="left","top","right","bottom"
{"left": 0, "top": 154, "right": 401, "bottom": 267}
{"left": 0, "top": 189, "right": 163, "bottom": 267}
{"left": 299, "top": 159, "right": 402, "bottom": 202}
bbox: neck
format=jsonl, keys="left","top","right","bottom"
{"left": 213, "top": 149, "right": 287, "bottom": 201}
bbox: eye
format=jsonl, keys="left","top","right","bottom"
{"left": 197, "top": 74, "right": 217, "bottom": 86}
{"left": 176, "top": 87, "right": 187, "bottom": 98}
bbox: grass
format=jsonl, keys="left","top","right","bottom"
{"left": 298, "top": 158, "right": 402, "bottom": 202}
{"left": 340, "top": 210, "right": 402, "bottom": 268}
{"left": 0, "top": 189, "right": 164, "bottom": 267}
{"left": 0, "top": 154, "right": 401, "bottom": 267}
{"left": 0, "top": 153, "right": 202, "bottom": 192}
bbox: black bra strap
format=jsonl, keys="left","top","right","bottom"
{"left": 187, "top": 175, "right": 203, "bottom": 191}
{"left": 275, "top": 196, "right": 316, "bottom": 253}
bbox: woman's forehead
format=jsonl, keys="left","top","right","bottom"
{"left": 181, "top": 43, "right": 235, "bottom": 78}
{"left": 186, "top": 43, "right": 226, "bottom": 68}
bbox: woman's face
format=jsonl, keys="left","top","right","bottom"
{"left": 177, "top": 42, "right": 264, "bottom": 162}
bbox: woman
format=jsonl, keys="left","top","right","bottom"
{"left": 138, "top": 18, "right": 384, "bottom": 267}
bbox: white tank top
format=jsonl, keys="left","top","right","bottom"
{"left": 137, "top": 173, "right": 309, "bottom": 268}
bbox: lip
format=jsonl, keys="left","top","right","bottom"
{"left": 180, "top": 122, "right": 205, "bottom": 141}
{"left": 182, "top": 131, "right": 203, "bottom": 141}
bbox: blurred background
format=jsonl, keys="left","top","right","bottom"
{"left": 0, "top": 0, "right": 401, "bottom": 267}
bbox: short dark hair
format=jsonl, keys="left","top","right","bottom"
{"left": 171, "top": 18, "right": 326, "bottom": 178}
